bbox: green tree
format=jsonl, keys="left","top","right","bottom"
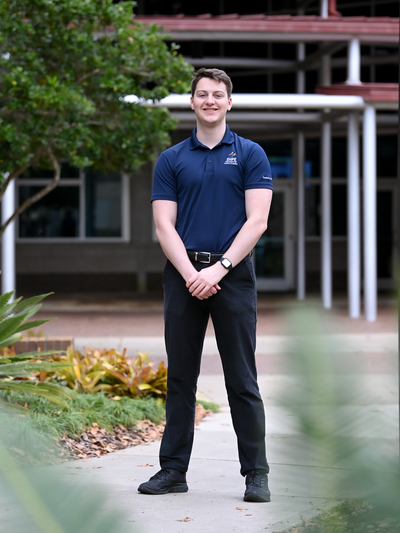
{"left": 0, "top": 0, "right": 192, "bottom": 235}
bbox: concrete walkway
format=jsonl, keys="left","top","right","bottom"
{"left": 23, "top": 297, "right": 400, "bottom": 532}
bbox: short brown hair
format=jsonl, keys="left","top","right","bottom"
{"left": 191, "top": 68, "right": 233, "bottom": 98}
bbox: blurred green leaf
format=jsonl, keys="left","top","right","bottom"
{"left": 282, "top": 306, "right": 400, "bottom": 526}
{"left": 0, "top": 382, "right": 71, "bottom": 408}
{"left": 0, "top": 413, "right": 133, "bottom": 533}
{"left": 0, "top": 291, "right": 71, "bottom": 408}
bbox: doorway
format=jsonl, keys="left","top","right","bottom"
{"left": 254, "top": 181, "right": 294, "bottom": 291}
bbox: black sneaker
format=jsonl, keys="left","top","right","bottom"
{"left": 243, "top": 470, "right": 271, "bottom": 502}
{"left": 138, "top": 468, "right": 188, "bottom": 495}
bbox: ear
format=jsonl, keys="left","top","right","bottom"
{"left": 190, "top": 96, "right": 194, "bottom": 110}
{"left": 227, "top": 97, "right": 232, "bottom": 111}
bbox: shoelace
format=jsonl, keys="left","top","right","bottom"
{"left": 246, "top": 471, "right": 266, "bottom": 487}
{"left": 151, "top": 468, "right": 172, "bottom": 481}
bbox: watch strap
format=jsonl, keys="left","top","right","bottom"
{"left": 220, "top": 257, "right": 233, "bottom": 271}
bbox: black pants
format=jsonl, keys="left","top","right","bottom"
{"left": 160, "top": 257, "right": 269, "bottom": 476}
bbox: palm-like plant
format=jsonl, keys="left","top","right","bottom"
{"left": 0, "top": 291, "right": 71, "bottom": 409}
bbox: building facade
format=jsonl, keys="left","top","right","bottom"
{"left": 10, "top": 0, "right": 399, "bottom": 319}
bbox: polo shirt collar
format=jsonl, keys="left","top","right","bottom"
{"left": 189, "top": 125, "right": 234, "bottom": 150}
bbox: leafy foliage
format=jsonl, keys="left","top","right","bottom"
{"left": 0, "top": 0, "right": 193, "bottom": 232}
{"left": 0, "top": 292, "right": 71, "bottom": 408}
{"left": 0, "top": 414, "right": 133, "bottom": 533}
{"left": 0, "top": 291, "right": 52, "bottom": 347}
{"left": 282, "top": 307, "right": 400, "bottom": 532}
{"left": 36, "top": 346, "right": 168, "bottom": 399}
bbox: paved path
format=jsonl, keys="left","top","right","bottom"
{"left": 11, "top": 296, "right": 400, "bottom": 532}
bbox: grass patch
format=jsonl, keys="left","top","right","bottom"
{"left": 0, "top": 390, "right": 165, "bottom": 455}
{"left": 196, "top": 399, "right": 219, "bottom": 412}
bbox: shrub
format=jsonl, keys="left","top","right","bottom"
{"left": 37, "top": 346, "right": 168, "bottom": 400}
{"left": 0, "top": 291, "right": 71, "bottom": 409}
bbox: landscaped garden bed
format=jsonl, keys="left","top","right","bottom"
{"left": 0, "top": 291, "right": 216, "bottom": 467}
{"left": 1, "top": 389, "right": 213, "bottom": 466}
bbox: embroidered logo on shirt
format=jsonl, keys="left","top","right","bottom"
{"left": 262, "top": 176, "right": 272, "bottom": 180}
{"left": 224, "top": 151, "right": 238, "bottom": 165}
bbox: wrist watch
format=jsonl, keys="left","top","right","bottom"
{"left": 220, "top": 257, "right": 233, "bottom": 271}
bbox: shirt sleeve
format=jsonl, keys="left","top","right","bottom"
{"left": 151, "top": 151, "right": 178, "bottom": 202}
{"left": 243, "top": 142, "right": 273, "bottom": 191}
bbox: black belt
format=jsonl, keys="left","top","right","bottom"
{"left": 187, "top": 251, "right": 224, "bottom": 264}
{"left": 187, "top": 250, "right": 252, "bottom": 264}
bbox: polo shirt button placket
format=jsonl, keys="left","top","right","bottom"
{"left": 205, "top": 150, "right": 214, "bottom": 176}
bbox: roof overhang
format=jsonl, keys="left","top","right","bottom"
{"left": 135, "top": 15, "right": 399, "bottom": 44}
{"left": 125, "top": 93, "right": 398, "bottom": 134}
{"left": 317, "top": 82, "right": 399, "bottom": 103}
{"left": 126, "top": 93, "right": 367, "bottom": 110}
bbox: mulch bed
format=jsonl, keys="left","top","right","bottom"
{"left": 57, "top": 403, "right": 212, "bottom": 462}
{"left": 7, "top": 404, "right": 213, "bottom": 466}
{"left": 58, "top": 419, "right": 165, "bottom": 461}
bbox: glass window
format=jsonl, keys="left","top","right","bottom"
{"left": 305, "top": 139, "right": 321, "bottom": 178}
{"left": 261, "top": 140, "right": 293, "bottom": 179}
{"left": 332, "top": 138, "right": 347, "bottom": 178}
{"left": 305, "top": 184, "right": 320, "bottom": 237}
{"left": 305, "top": 184, "right": 347, "bottom": 237}
{"left": 19, "top": 186, "right": 79, "bottom": 238}
{"left": 377, "top": 135, "right": 397, "bottom": 177}
{"left": 255, "top": 190, "right": 284, "bottom": 278}
{"left": 85, "top": 169, "right": 122, "bottom": 238}
{"left": 259, "top": 140, "right": 313, "bottom": 179}
{"left": 261, "top": 140, "right": 291, "bottom": 158}
{"left": 269, "top": 156, "right": 292, "bottom": 179}
{"left": 306, "top": 137, "right": 346, "bottom": 180}
{"left": 377, "top": 190, "right": 393, "bottom": 278}
{"left": 332, "top": 185, "right": 347, "bottom": 236}
{"left": 306, "top": 135, "right": 397, "bottom": 180}
{"left": 17, "top": 165, "right": 125, "bottom": 240}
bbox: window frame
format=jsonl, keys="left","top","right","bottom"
{"left": 16, "top": 168, "right": 130, "bottom": 243}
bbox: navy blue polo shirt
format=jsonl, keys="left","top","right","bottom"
{"left": 151, "top": 125, "right": 273, "bottom": 253}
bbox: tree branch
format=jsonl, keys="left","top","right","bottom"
{"left": 0, "top": 147, "right": 46, "bottom": 201}
{"left": 0, "top": 147, "right": 61, "bottom": 237}
{"left": 0, "top": 161, "right": 35, "bottom": 201}
{"left": 121, "top": 67, "right": 151, "bottom": 76}
{"left": 75, "top": 68, "right": 101, "bottom": 85}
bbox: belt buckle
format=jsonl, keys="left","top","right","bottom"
{"left": 198, "top": 251, "right": 211, "bottom": 264}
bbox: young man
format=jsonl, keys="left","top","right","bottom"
{"left": 138, "top": 68, "right": 273, "bottom": 502}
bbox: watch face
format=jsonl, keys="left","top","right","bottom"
{"left": 221, "top": 258, "right": 231, "bottom": 269}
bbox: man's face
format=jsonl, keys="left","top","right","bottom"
{"left": 190, "top": 78, "right": 232, "bottom": 126}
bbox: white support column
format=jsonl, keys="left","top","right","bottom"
{"left": 1, "top": 178, "right": 16, "bottom": 297}
{"left": 321, "top": 119, "right": 332, "bottom": 309}
{"left": 347, "top": 112, "right": 361, "bottom": 318}
{"left": 320, "top": 49, "right": 332, "bottom": 310}
{"left": 296, "top": 39, "right": 306, "bottom": 300}
{"left": 297, "top": 131, "right": 306, "bottom": 300}
{"left": 320, "top": 0, "right": 329, "bottom": 18}
{"left": 346, "top": 37, "right": 362, "bottom": 85}
{"left": 363, "top": 105, "right": 377, "bottom": 322}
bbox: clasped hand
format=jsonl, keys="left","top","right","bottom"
{"left": 186, "top": 264, "right": 224, "bottom": 300}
